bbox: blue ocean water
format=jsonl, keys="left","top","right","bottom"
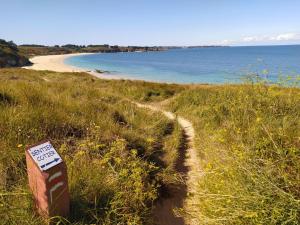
{"left": 65, "top": 45, "right": 300, "bottom": 84}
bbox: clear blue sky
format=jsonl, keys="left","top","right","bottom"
{"left": 1, "top": 0, "right": 299, "bottom": 46}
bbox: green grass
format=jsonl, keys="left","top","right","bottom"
{"left": 1, "top": 68, "right": 299, "bottom": 224}
{"left": 0, "top": 68, "right": 183, "bottom": 224}
{"left": 166, "top": 81, "right": 300, "bottom": 224}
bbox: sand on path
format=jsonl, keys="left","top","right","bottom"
{"left": 24, "top": 53, "right": 201, "bottom": 224}
{"left": 134, "top": 102, "right": 201, "bottom": 225}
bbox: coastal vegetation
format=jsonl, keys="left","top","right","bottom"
{"left": 0, "top": 37, "right": 166, "bottom": 68}
{"left": 18, "top": 44, "right": 165, "bottom": 57}
{"left": 18, "top": 44, "right": 225, "bottom": 57}
{"left": 165, "top": 79, "right": 300, "bottom": 224}
{"left": 0, "top": 68, "right": 183, "bottom": 224}
{"left": 0, "top": 39, "right": 31, "bottom": 68}
{"left": 0, "top": 66, "right": 299, "bottom": 224}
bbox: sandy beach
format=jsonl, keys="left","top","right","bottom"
{"left": 24, "top": 53, "right": 175, "bottom": 83}
{"left": 23, "top": 53, "right": 126, "bottom": 80}
{"left": 23, "top": 53, "right": 92, "bottom": 72}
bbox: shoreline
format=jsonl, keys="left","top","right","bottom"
{"left": 22, "top": 53, "right": 214, "bottom": 84}
{"left": 23, "top": 53, "right": 92, "bottom": 72}
{"left": 23, "top": 53, "right": 126, "bottom": 80}
{"left": 22, "top": 53, "right": 186, "bottom": 83}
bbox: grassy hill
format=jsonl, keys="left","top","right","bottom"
{"left": 0, "top": 68, "right": 183, "bottom": 224}
{"left": 0, "top": 40, "right": 31, "bottom": 68}
{"left": 166, "top": 81, "right": 300, "bottom": 224}
{"left": 0, "top": 68, "right": 299, "bottom": 224}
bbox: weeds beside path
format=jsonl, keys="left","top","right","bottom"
{"left": 133, "top": 101, "right": 201, "bottom": 225}
{"left": 0, "top": 68, "right": 185, "bottom": 225}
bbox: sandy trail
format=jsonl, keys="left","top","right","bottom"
{"left": 134, "top": 102, "right": 200, "bottom": 225}
{"left": 23, "top": 53, "right": 201, "bottom": 224}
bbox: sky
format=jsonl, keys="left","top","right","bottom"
{"left": 0, "top": 0, "right": 300, "bottom": 46}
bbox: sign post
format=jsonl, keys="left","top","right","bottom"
{"left": 25, "top": 141, "right": 70, "bottom": 218}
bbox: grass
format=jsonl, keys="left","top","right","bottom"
{"left": 0, "top": 68, "right": 299, "bottom": 224}
{"left": 0, "top": 68, "right": 183, "bottom": 224}
{"left": 166, "top": 80, "right": 300, "bottom": 224}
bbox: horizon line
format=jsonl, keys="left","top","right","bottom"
{"left": 15, "top": 42, "right": 300, "bottom": 48}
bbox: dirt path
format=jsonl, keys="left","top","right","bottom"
{"left": 134, "top": 102, "right": 200, "bottom": 225}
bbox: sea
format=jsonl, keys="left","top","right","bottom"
{"left": 65, "top": 45, "right": 300, "bottom": 84}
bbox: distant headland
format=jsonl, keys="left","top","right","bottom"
{"left": 18, "top": 44, "right": 165, "bottom": 56}
{"left": 18, "top": 44, "right": 227, "bottom": 57}
{"left": 0, "top": 38, "right": 228, "bottom": 68}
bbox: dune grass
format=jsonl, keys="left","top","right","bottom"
{"left": 0, "top": 68, "right": 183, "bottom": 224}
{"left": 1, "top": 68, "right": 299, "bottom": 224}
{"left": 167, "top": 80, "right": 300, "bottom": 224}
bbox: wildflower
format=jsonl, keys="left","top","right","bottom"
{"left": 96, "top": 144, "right": 105, "bottom": 149}
{"left": 218, "top": 138, "right": 225, "bottom": 143}
{"left": 75, "top": 150, "right": 85, "bottom": 157}
{"left": 146, "top": 138, "right": 155, "bottom": 143}
{"left": 205, "top": 162, "right": 213, "bottom": 171}
{"left": 17, "top": 144, "right": 23, "bottom": 148}
{"left": 115, "top": 157, "right": 121, "bottom": 164}
{"left": 131, "top": 149, "right": 138, "bottom": 156}
{"left": 245, "top": 212, "right": 258, "bottom": 218}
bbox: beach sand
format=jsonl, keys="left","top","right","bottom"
{"left": 23, "top": 53, "right": 91, "bottom": 72}
{"left": 23, "top": 53, "right": 123, "bottom": 80}
{"left": 23, "top": 53, "right": 174, "bottom": 83}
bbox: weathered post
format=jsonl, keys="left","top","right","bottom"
{"left": 25, "top": 141, "right": 70, "bottom": 218}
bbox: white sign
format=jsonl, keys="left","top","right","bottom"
{"left": 28, "top": 141, "right": 63, "bottom": 171}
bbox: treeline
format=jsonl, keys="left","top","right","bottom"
{"left": 18, "top": 44, "right": 165, "bottom": 57}
{"left": 0, "top": 38, "right": 167, "bottom": 68}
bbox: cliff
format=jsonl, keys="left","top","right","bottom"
{"left": 0, "top": 39, "right": 31, "bottom": 68}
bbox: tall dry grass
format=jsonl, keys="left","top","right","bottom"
{"left": 168, "top": 79, "right": 300, "bottom": 224}
{"left": 0, "top": 68, "right": 183, "bottom": 224}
